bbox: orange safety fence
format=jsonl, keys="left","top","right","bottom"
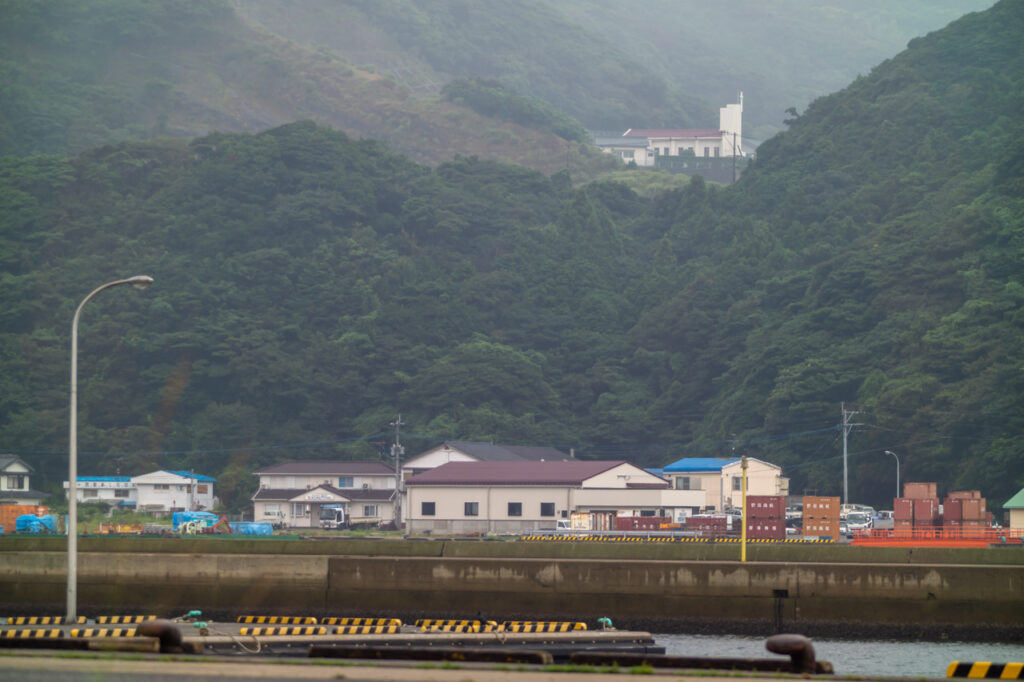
{"left": 852, "top": 526, "right": 1023, "bottom": 547}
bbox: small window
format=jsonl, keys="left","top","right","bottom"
{"left": 703, "top": 147, "right": 710, "bottom": 157}
{"left": 732, "top": 477, "right": 742, "bottom": 491}
{"left": 663, "top": 147, "right": 669, "bottom": 155}
{"left": 714, "top": 146, "right": 720, "bottom": 157}
{"left": 465, "top": 502, "right": 479, "bottom": 516}
{"left": 114, "top": 489, "right": 130, "bottom": 498}
{"left": 508, "top": 502, "right": 522, "bottom": 517}
{"left": 422, "top": 502, "right": 436, "bottom": 516}
{"left": 621, "top": 150, "right": 634, "bottom": 159}
{"left": 338, "top": 476, "right": 353, "bottom": 488}
{"left": 196, "top": 484, "right": 208, "bottom": 494}
{"left": 154, "top": 484, "right": 169, "bottom": 490}
{"left": 83, "top": 489, "right": 98, "bottom": 498}
{"left": 540, "top": 502, "right": 555, "bottom": 517}
{"left": 363, "top": 505, "right": 377, "bottom": 517}
{"left": 676, "top": 477, "right": 699, "bottom": 491}
{"left": 640, "top": 509, "right": 656, "bottom": 517}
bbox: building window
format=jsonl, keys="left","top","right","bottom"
{"left": 154, "top": 484, "right": 169, "bottom": 490}
{"left": 291, "top": 502, "right": 308, "bottom": 517}
{"left": 197, "top": 484, "right": 208, "bottom": 494}
{"left": 422, "top": 502, "right": 436, "bottom": 516}
{"left": 363, "top": 505, "right": 377, "bottom": 517}
{"left": 675, "top": 477, "right": 699, "bottom": 491}
{"left": 714, "top": 146, "right": 720, "bottom": 157}
{"left": 265, "top": 504, "right": 280, "bottom": 515}
{"left": 732, "top": 477, "right": 742, "bottom": 491}
{"left": 663, "top": 147, "right": 669, "bottom": 155}
{"left": 465, "top": 502, "right": 479, "bottom": 516}
{"left": 6, "top": 475, "right": 25, "bottom": 489}
{"left": 540, "top": 502, "right": 555, "bottom": 517}
{"left": 83, "top": 489, "right": 98, "bottom": 498}
{"left": 640, "top": 509, "right": 656, "bottom": 517}
{"left": 114, "top": 489, "right": 130, "bottom": 498}
{"left": 703, "top": 147, "right": 710, "bottom": 157}
{"left": 508, "top": 502, "right": 522, "bottom": 517}
{"left": 338, "top": 477, "right": 353, "bottom": 488}
{"left": 620, "top": 150, "right": 634, "bottom": 159}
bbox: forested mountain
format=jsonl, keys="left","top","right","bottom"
{"left": 235, "top": 0, "right": 992, "bottom": 140}
{"left": 0, "top": 1, "right": 1021, "bottom": 512}
{"left": 0, "top": 0, "right": 990, "bottom": 164}
{"left": 0, "top": 0, "right": 617, "bottom": 176}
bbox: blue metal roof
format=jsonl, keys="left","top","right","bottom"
{"left": 165, "top": 470, "right": 216, "bottom": 482}
{"left": 78, "top": 476, "right": 131, "bottom": 482}
{"left": 662, "top": 457, "right": 740, "bottom": 473}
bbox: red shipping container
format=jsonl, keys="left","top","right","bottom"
{"left": 746, "top": 495, "right": 785, "bottom": 519}
{"left": 903, "top": 482, "right": 938, "bottom": 499}
{"left": 614, "top": 516, "right": 670, "bottom": 531}
{"left": 947, "top": 490, "right": 981, "bottom": 500}
{"left": 913, "top": 498, "right": 939, "bottom": 523}
{"left": 943, "top": 498, "right": 963, "bottom": 522}
{"left": 894, "top": 498, "right": 914, "bottom": 520}
{"left": 746, "top": 520, "right": 785, "bottom": 540}
{"left": 961, "top": 498, "right": 986, "bottom": 520}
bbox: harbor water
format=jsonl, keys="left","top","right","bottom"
{"left": 659, "top": 633, "right": 1024, "bottom": 678}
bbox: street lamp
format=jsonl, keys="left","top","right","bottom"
{"left": 68, "top": 275, "right": 153, "bottom": 623}
{"left": 884, "top": 450, "right": 900, "bottom": 501}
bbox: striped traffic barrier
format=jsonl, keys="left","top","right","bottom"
{"left": 1, "top": 628, "right": 63, "bottom": 638}
{"left": 95, "top": 615, "right": 157, "bottom": 624}
{"left": 237, "top": 615, "right": 317, "bottom": 624}
{"left": 70, "top": 628, "right": 137, "bottom": 637}
{"left": 322, "top": 617, "right": 401, "bottom": 626}
{"left": 334, "top": 625, "right": 401, "bottom": 635}
{"left": 948, "top": 662, "right": 1024, "bottom": 679}
{"left": 416, "top": 619, "right": 481, "bottom": 632}
{"left": 239, "top": 626, "right": 327, "bottom": 636}
{"left": 5, "top": 616, "right": 81, "bottom": 625}
{"left": 502, "top": 621, "right": 587, "bottom": 633}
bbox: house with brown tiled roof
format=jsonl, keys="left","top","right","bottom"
{"left": 251, "top": 460, "right": 396, "bottom": 529}
{"left": 404, "top": 460, "right": 704, "bottom": 534}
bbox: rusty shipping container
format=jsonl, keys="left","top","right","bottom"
{"left": 913, "top": 498, "right": 940, "bottom": 525}
{"left": 903, "top": 482, "right": 938, "bottom": 499}
{"left": 746, "top": 495, "right": 785, "bottom": 519}
{"left": 894, "top": 497, "right": 914, "bottom": 520}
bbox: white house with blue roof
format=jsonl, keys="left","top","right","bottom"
{"left": 63, "top": 475, "right": 136, "bottom": 507}
{"left": 130, "top": 470, "right": 216, "bottom": 513}
{"left": 661, "top": 457, "right": 787, "bottom": 512}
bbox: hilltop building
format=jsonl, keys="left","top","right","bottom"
{"left": 593, "top": 94, "right": 747, "bottom": 183}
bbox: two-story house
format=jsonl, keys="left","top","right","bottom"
{"left": 0, "top": 455, "right": 46, "bottom": 505}
{"left": 661, "top": 456, "right": 788, "bottom": 512}
{"left": 130, "top": 470, "right": 216, "bottom": 513}
{"left": 251, "top": 460, "right": 396, "bottom": 529}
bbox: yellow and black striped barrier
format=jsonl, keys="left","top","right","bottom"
{"left": 239, "top": 626, "right": 327, "bottom": 636}
{"left": 1, "top": 628, "right": 63, "bottom": 638}
{"left": 5, "top": 616, "right": 81, "bottom": 625}
{"left": 322, "top": 617, "right": 401, "bottom": 627}
{"left": 948, "top": 662, "right": 1024, "bottom": 678}
{"left": 334, "top": 625, "right": 401, "bottom": 635}
{"left": 70, "top": 628, "right": 138, "bottom": 637}
{"left": 95, "top": 615, "right": 157, "bottom": 624}
{"left": 502, "top": 621, "right": 587, "bottom": 633}
{"left": 416, "top": 619, "right": 482, "bottom": 632}
{"left": 237, "top": 615, "right": 318, "bottom": 625}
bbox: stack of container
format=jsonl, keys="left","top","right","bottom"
{"left": 802, "top": 495, "right": 840, "bottom": 540}
{"left": 944, "top": 490, "right": 986, "bottom": 534}
{"left": 746, "top": 495, "right": 785, "bottom": 540}
{"left": 0, "top": 505, "right": 49, "bottom": 534}
{"left": 895, "top": 481, "right": 939, "bottom": 535}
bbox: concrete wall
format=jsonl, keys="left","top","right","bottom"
{"left": 1, "top": 537, "right": 1021, "bottom": 634}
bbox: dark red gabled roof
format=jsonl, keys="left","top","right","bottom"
{"left": 407, "top": 460, "right": 634, "bottom": 486}
{"left": 253, "top": 460, "right": 394, "bottom": 476}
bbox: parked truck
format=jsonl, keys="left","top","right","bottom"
{"left": 319, "top": 504, "right": 346, "bottom": 530}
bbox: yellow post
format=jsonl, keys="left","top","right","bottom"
{"left": 741, "top": 456, "right": 748, "bottom": 562}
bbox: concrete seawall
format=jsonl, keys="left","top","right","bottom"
{"left": 1, "top": 537, "right": 1021, "bottom": 638}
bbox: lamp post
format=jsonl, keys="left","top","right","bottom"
{"left": 884, "top": 450, "right": 900, "bottom": 501}
{"left": 68, "top": 275, "right": 153, "bottom": 623}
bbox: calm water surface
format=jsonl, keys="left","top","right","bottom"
{"left": 658, "top": 634, "right": 1024, "bottom": 678}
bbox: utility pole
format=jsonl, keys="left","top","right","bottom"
{"left": 841, "top": 402, "right": 861, "bottom": 506}
{"left": 390, "top": 414, "right": 405, "bottom": 532}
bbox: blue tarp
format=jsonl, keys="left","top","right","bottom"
{"left": 229, "top": 522, "right": 274, "bottom": 536}
{"left": 16, "top": 514, "right": 56, "bottom": 533}
{"left": 171, "top": 511, "right": 220, "bottom": 531}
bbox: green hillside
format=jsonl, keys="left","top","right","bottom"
{"left": 0, "top": 0, "right": 615, "bottom": 176}
{"left": 0, "top": 0, "right": 1021, "bottom": 512}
